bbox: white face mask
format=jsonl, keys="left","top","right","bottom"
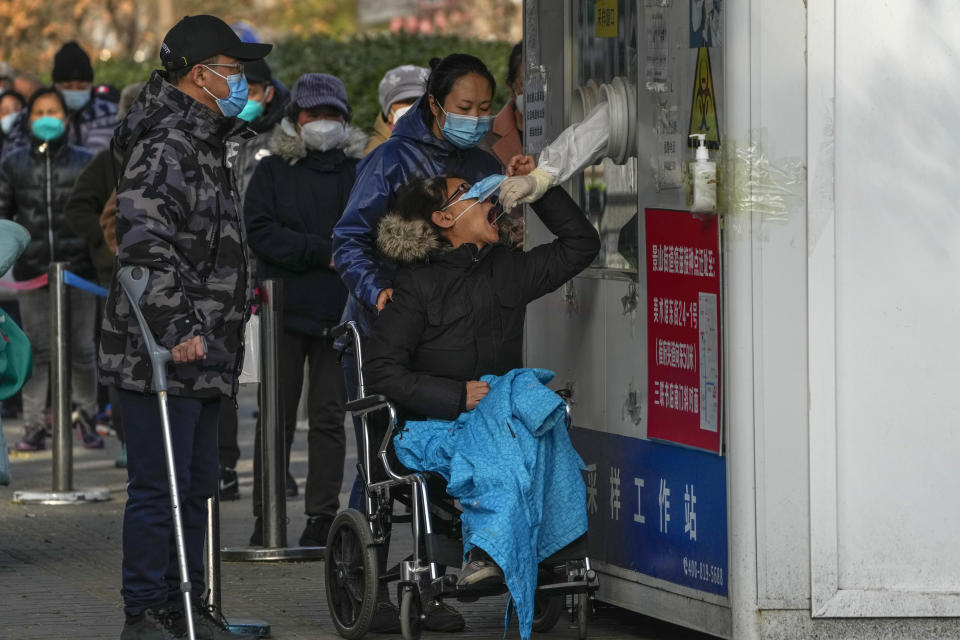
{"left": 392, "top": 105, "right": 411, "bottom": 124}
{"left": 514, "top": 92, "right": 525, "bottom": 114}
{"left": 300, "top": 119, "right": 347, "bottom": 152}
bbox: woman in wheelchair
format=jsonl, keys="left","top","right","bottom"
{"left": 360, "top": 173, "right": 600, "bottom": 636}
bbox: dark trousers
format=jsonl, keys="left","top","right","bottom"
{"left": 253, "top": 330, "right": 346, "bottom": 519}
{"left": 218, "top": 401, "right": 240, "bottom": 469}
{"left": 119, "top": 389, "right": 220, "bottom": 617}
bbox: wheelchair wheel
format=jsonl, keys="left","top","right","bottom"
{"left": 531, "top": 592, "right": 564, "bottom": 632}
{"left": 325, "top": 509, "right": 379, "bottom": 639}
{"left": 576, "top": 593, "right": 590, "bottom": 639}
{"left": 399, "top": 585, "right": 423, "bottom": 640}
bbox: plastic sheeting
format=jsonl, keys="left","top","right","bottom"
{"left": 719, "top": 130, "right": 805, "bottom": 234}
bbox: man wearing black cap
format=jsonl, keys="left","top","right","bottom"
{"left": 97, "top": 14, "right": 270, "bottom": 640}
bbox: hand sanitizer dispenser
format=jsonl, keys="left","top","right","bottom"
{"left": 687, "top": 134, "right": 717, "bottom": 213}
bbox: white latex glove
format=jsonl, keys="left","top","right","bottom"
{"left": 499, "top": 168, "right": 553, "bottom": 210}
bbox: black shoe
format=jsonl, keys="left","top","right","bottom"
{"left": 219, "top": 467, "right": 239, "bottom": 501}
{"left": 286, "top": 471, "right": 298, "bottom": 498}
{"left": 369, "top": 599, "right": 401, "bottom": 633}
{"left": 120, "top": 610, "right": 177, "bottom": 639}
{"left": 423, "top": 599, "right": 465, "bottom": 632}
{"left": 249, "top": 517, "right": 263, "bottom": 546}
{"left": 167, "top": 603, "right": 246, "bottom": 639}
{"left": 299, "top": 516, "right": 331, "bottom": 547}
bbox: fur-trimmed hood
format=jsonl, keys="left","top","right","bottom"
{"left": 377, "top": 212, "right": 520, "bottom": 264}
{"left": 268, "top": 118, "right": 368, "bottom": 163}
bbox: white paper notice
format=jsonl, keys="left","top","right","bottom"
{"left": 525, "top": 68, "right": 547, "bottom": 154}
{"left": 698, "top": 292, "right": 719, "bottom": 432}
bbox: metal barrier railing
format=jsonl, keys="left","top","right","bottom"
{"left": 12, "top": 262, "right": 109, "bottom": 505}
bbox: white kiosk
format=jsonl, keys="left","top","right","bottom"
{"left": 522, "top": 2, "right": 960, "bottom": 639}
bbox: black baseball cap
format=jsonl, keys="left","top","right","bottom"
{"left": 160, "top": 15, "right": 272, "bottom": 72}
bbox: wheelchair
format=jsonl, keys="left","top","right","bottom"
{"left": 324, "top": 321, "right": 599, "bottom": 640}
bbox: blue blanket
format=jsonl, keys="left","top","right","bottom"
{"left": 394, "top": 368, "right": 588, "bottom": 640}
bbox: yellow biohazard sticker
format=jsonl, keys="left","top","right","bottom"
{"left": 688, "top": 47, "right": 720, "bottom": 149}
{"left": 596, "top": 0, "right": 618, "bottom": 38}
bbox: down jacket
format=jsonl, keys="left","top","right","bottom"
{"left": 243, "top": 120, "right": 367, "bottom": 336}
{"left": 0, "top": 132, "right": 95, "bottom": 280}
{"left": 363, "top": 186, "right": 600, "bottom": 419}
{"left": 98, "top": 70, "right": 251, "bottom": 398}
{"left": 2, "top": 95, "right": 118, "bottom": 161}
{"left": 332, "top": 96, "right": 502, "bottom": 339}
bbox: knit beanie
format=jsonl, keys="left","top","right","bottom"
{"left": 52, "top": 42, "right": 93, "bottom": 83}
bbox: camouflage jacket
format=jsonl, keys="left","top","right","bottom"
{"left": 99, "top": 70, "right": 251, "bottom": 398}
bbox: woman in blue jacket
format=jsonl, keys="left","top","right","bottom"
{"left": 331, "top": 52, "right": 501, "bottom": 634}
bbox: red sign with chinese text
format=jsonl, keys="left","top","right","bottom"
{"left": 646, "top": 209, "right": 722, "bottom": 453}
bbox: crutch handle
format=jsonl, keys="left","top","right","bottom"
{"left": 117, "top": 265, "right": 173, "bottom": 393}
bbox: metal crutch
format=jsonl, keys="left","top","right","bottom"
{"left": 118, "top": 265, "right": 197, "bottom": 640}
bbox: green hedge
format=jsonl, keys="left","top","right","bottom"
{"left": 94, "top": 33, "right": 515, "bottom": 134}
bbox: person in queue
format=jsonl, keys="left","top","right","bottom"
{"left": 0, "top": 89, "right": 25, "bottom": 157}
{"left": 244, "top": 72, "right": 366, "bottom": 548}
{"left": 363, "top": 64, "right": 430, "bottom": 156}
{"left": 3, "top": 42, "right": 118, "bottom": 160}
{"left": 0, "top": 87, "right": 101, "bottom": 452}
{"left": 65, "top": 82, "right": 145, "bottom": 468}
{"left": 98, "top": 14, "right": 271, "bottom": 639}
{"left": 332, "top": 52, "right": 501, "bottom": 633}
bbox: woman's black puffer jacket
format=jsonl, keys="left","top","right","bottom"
{"left": 0, "top": 131, "right": 95, "bottom": 280}
{"left": 364, "top": 186, "right": 600, "bottom": 420}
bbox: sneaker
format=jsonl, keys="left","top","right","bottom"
{"left": 120, "top": 609, "right": 177, "bottom": 639}
{"left": 14, "top": 425, "right": 46, "bottom": 452}
{"left": 299, "top": 516, "right": 331, "bottom": 547}
{"left": 115, "top": 445, "right": 128, "bottom": 469}
{"left": 73, "top": 409, "right": 104, "bottom": 449}
{"left": 249, "top": 517, "right": 263, "bottom": 547}
{"left": 370, "top": 599, "right": 401, "bottom": 633}
{"left": 423, "top": 599, "right": 465, "bottom": 633}
{"left": 458, "top": 555, "right": 504, "bottom": 590}
{"left": 220, "top": 467, "right": 239, "bottom": 501}
{"left": 286, "top": 471, "right": 298, "bottom": 498}
{"left": 164, "top": 603, "right": 245, "bottom": 639}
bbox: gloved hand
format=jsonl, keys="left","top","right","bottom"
{"left": 499, "top": 168, "right": 553, "bottom": 210}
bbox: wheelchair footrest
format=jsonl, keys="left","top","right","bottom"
{"left": 535, "top": 576, "right": 599, "bottom": 597}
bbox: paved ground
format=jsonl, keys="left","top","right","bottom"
{"left": 0, "top": 387, "right": 718, "bottom": 640}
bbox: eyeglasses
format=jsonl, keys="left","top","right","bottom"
{"left": 439, "top": 181, "right": 471, "bottom": 211}
{"left": 204, "top": 62, "right": 244, "bottom": 75}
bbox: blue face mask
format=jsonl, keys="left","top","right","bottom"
{"left": 437, "top": 102, "right": 493, "bottom": 149}
{"left": 237, "top": 98, "right": 263, "bottom": 123}
{"left": 31, "top": 116, "right": 65, "bottom": 141}
{"left": 1, "top": 112, "right": 18, "bottom": 135}
{"left": 202, "top": 65, "right": 249, "bottom": 118}
{"left": 444, "top": 174, "right": 507, "bottom": 224}
{"left": 61, "top": 89, "right": 91, "bottom": 112}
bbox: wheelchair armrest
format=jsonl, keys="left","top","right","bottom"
{"left": 346, "top": 394, "right": 392, "bottom": 416}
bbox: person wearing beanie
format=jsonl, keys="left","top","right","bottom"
{"left": 243, "top": 71, "right": 366, "bottom": 550}
{"left": 0, "top": 42, "right": 119, "bottom": 162}
{"left": 363, "top": 64, "right": 429, "bottom": 155}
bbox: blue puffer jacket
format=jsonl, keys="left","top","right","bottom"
{"left": 332, "top": 96, "right": 502, "bottom": 338}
